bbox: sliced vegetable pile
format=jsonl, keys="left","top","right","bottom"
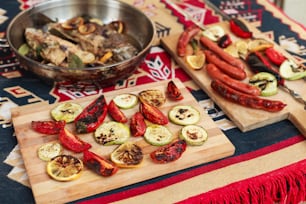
{"left": 176, "top": 19, "right": 305, "bottom": 112}
{"left": 31, "top": 80, "right": 209, "bottom": 182}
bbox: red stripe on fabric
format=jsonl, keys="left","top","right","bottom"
{"left": 177, "top": 158, "right": 306, "bottom": 204}
{"left": 78, "top": 135, "right": 304, "bottom": 204}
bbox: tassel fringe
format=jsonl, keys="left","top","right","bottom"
{"left": 177, "top": 159, "right": 306, "bottom": 204}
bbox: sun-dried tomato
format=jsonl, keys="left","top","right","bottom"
{"left": 59, "top": 128, "right": 91, "bottom": 153}
{"left": 83, "top": 150, "right": 118, "bottom": 177}
{"left": 31, "top": 120, "right": 66, "bottom": 135}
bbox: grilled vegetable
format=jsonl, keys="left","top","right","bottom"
{"left": 265, "top": 47, "right": 287, "bottom": 66}
{"left": 83, "top": 150, "right": 118, "bottom": 177}
{"left": 110, "top": 142, "right": 143, "bottom": 168}
{"left": 150, "top": 140, "right": 187, "bottom": 164}
{"left": 51, "top": 102, "right": 83, "bottom": 123}
{"left": 179, "top": 125, "right": 208, "bottom": 146}
{"left": 144, "top": 125, "right": 173, "bottom": 146}
{"left": 249, "top": 72, "right": 278, "bottom": 96}
{"left": 229, "top": 18, "right": 252, "bottom": 39}
{"left": 140, "top": 102, "right": 168, "bottom": 125}
{"left": 113, "top": 93, "right": 138, "bottom": 109}
{"left": 59, "top": 128, "right": 91, "bottom": 153}
{"left": 31, "top": 120, "right": 66, "bottom": 135}
{"left": 246, "top": 52, "right": 284, "bottom": 85}
{"left": 46, "top": 155, "right": 83, "bottom": 182}
{"left": 279, "top": 60, "right": 306, "bottom": 80}
{"left": 94, "top": 121, "right": 130, "bottom": 145}
{"left": 75, "top": 95, "right": 108, "bottom": 133}
{"left": 167, "top": 80, "right": 184, "bottom": 101}
{"left": 168, "top": 105, "right": 200, "bottom": 126}
{"left": 202, "top": 25, "right": 225, "bottom": 42}
{"left": 139, "top": 89, "right": 166, "bottom": 107}
{"left": 108, "top": 100, "right": 128, "bottom": 123}
{"left": 130, "top": 112, "right": 146, "bottom": 137}
{"left": 218, "top": 34, "right": 232, "bottom": 48}
{"left": 37, "top": 142, "right": 63, "bottom": 161}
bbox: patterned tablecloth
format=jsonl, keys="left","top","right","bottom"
{"left": 0, "top": 0, "right": 305, "bottom": 203}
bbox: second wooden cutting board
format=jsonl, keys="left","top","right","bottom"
{"left": 160, "top": 21, "right": 306, "bottom": 136}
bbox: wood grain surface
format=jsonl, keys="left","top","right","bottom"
{"left": 160, "top": 21, "right": 306, "bottom": 136}
{"left": 11, "top": 78, "right": 235, "bottom": 204}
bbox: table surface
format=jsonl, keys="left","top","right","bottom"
{"left": 0, "top": 0, "right": 305, "bottom": 204}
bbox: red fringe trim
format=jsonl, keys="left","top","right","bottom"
{"left": 177, "top": 159, "right": 306, "bottom": 204}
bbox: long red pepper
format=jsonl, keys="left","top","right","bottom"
{"left": 75, "top": 95, "right": 108, "bottom": 133}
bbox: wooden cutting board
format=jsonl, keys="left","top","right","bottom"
{"left": 160, "top": 21, "right": 306, "bottom": 136}
{"left": 11, "top": 78, "right": 235, "bottom": 204}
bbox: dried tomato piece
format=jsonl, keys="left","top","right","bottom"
{"left": 167, "top": 80, "right": 184, "bottom": 101}
{"left": 83, "top": 150, "right": 118, "bottom": 177}
{"left": 130, "top": 112, "right": 146, "bottom": 137}
{"left": 139, "top": 102, "right": 168, "bottom": 125}
{"left": 59, "top": 128, "right": 91, "bottom": 153}
{"left": 31, "top": 120, "right": 66, "bottom": 135}
{"left": 150, "top": 140, "right": 187, "bottom": 164}
{"left": 108, "top": 100, "right": 128, "bottom": 123}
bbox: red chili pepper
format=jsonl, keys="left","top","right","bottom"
{"left": 31, "top": 120, "right": 65, "bottom": 134}
{"left": 59, "top": 128, "right": 91, "bottom": 153}
{"left": 130, "top": 112, "right": 146, "bottom": 137}
{"left": 150, "top": 140, "right": 187, "bottom": 164}
{"left": 140, "top": 102, "right": 168, "bottom": 125}
{"left": 75, "top": 95, "right": 108, "bottom": 133}
{"left": 83, "top": 150, "right": 118, "bottom": 177}
{"left": 265, "top": 47, "right": 287, "bottom": 66}
{"left": 108, "top": 100, "right": 127, "bottom": 123}
{"left": 246, "top": 52, "right": 285, "bottom": 86}
{"left": 167, "top": 80, "right": 184, "bottom": 101}
{"left": 217, "top": 34, "right": 232, "bottom": 48}
{"left": 229, "top": 19, "right": 252, "bottom": 39}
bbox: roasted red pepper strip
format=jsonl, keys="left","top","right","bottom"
{"left": 150, "top": 140, "right": 187, "bottom": 164}
{"left": 246, "top": 52, "right": 285, "bottom": 86}
{"left": 130, "top": 112, "right": 146, "bottom": 137}
{"left": 218, "top": 34, "right": 232, "bottom": 48}
{"left": 167, "top": 80, "right": 184, "bottom": 101}
{"left": 140, "top": 102, "right": 168, "bottom": 125}
{"left": 211, "top": 79, "right": 286, "bottom": 112}
{"left": 83, "top": 150, "right": 118, "bottom": 177}
{"left": 31, "top": 120, "right": 66, "bottom": 135}
{"left": 59, "top": 128, "right": 91, "bottom": 153}
{"left": 229, "top": 19, "right": 253, "bottom": 39}
{"left": 265, "top": 47, "right": 287, "bottom": 66}
{"left": 177, "top": 25, "right": 201, "bottom": 57}
{"left": 75, "top": 95, "right": 108, "bottom": 133}
{"left": 108, "top": 100, "right": 128, "bottom": 123}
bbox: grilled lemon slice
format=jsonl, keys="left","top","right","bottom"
{"left": 138, "top": 89, "right": 166, "bottom": 107}
{"left": 110, "top": 142, "right": 143, "bottom": 168}
{"left": 46, "top": 155, "right": 83, "bottom": 182}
